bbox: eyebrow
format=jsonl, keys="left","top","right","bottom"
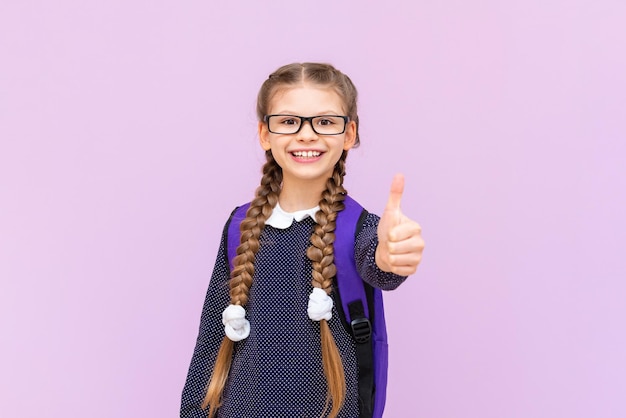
{"left": 272, "top": 110, "right": 344, "bottom": 116}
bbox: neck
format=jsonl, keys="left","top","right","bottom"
{"left": 279, "top": 178, "right": 328, "bottom": 212}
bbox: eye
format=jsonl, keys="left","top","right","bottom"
{"left": 316, "top": 117, "right": 336, "bottom": 126}
{"left": 278, "top": 116, "right": 299, "bottom": 125}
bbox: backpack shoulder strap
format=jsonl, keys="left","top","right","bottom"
{"left": 334, "top": 195, "right": 371, "bottom": 324}
{"left": 226, "top": 203, "right": 251, "bottom": 273}
{"left": 335, "top": 195, "right": 389, "bottom": 418}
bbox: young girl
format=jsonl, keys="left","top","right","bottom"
{"left": 181, "top": 62, "right": 424, "bottom": 418}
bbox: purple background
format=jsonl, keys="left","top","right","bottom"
{"left": 1, "top": 1, "right": 625, "bottom": 417}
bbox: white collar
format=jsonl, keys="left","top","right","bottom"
{"left": 265, "top": 202, "right": 319, "bottom": 229}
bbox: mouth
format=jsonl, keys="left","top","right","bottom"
{"left": 290, "top": 150, "right": 323, "bottom": 159}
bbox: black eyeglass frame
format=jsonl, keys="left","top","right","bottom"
{"left": 263, "top": 114, "right": 351, "bottom": 135}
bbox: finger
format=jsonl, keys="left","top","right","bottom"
{"left": 385, "top": 237, "right": 425, "bottom": 256}
{"left": 385, "top": 173, "right": 405, "bottom": 212}
{"left": 390, "top": 265, "right": 419, "bottom": 276}
{"left": 388, "top": 221, "right": 422, "bottom": 242}
{"left": 386, "top": 253, "right": 423, "bottom": 273}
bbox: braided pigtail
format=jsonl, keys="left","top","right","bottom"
{"left": 202, "top": 151, "right": 282, "bottom": 418}
{"left": 306, "top": 153, "right": 349, "bottom": 418}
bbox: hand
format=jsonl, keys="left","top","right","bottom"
{"left": 375, "top": 173, "right": 425, "bottom": 276}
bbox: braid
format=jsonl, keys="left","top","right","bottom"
{"left": 202, "top": 151, "right": 282, "bottom": 417}
{"left": 306, "top": 153, "right": 348, "bottom": 418}
{"left": 229, "top": 152, "right": 282, "bottom": 306}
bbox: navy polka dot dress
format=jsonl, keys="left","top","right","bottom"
{"left": 180, "top": 209, "right": 406, "bottom": 418}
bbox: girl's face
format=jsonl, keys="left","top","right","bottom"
{"left": 258, "top": 84, "right": 357, "bottom": 190}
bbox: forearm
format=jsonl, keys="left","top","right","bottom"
{"left": 355, "top": 213, "right": 407, "bottom": 291}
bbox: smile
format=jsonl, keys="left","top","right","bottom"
{"left": 291, "top": 151, "right": 322, "bottom": 158}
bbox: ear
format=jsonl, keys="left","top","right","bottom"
{"left": 259, "top": 121, "right": 272, "bottom": 151}
{"left": 343, "top": 119, "right": 357, "bottom": 150}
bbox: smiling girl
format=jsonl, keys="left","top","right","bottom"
{"left": 181, "top": 62, "right": 424, "bottom": 418}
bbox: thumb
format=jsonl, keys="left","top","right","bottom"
{"left": 386, "top": 173, "right": 405, "bottom": 212}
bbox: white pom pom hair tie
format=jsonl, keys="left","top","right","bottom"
{"left": 307, "top": 287, "right": 334, "bottom": 321}
{"left": 222, "top": 289, "right": 331, "bottom": 340}
{"left": 222, "top": 304, "right": 250, "bottom": 341}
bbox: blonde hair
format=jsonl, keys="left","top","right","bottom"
{"left": 203, "top": 63, "right": 359, "bottom": 418}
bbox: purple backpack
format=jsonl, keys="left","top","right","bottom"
{"left": 227, "top": 195, "right": 388, "bottom": 418}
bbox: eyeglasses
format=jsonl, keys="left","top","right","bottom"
{"left": 264, "top": 114, "right": 350, "bottom": 135}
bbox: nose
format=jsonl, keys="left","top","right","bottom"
{"left": 296, "top": 119, "right": 318, "bottom": 141}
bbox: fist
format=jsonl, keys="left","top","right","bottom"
{"left": 375, "top": 173, "right": 425, "bottom": 276}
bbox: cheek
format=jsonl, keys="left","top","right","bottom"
{"left": 269, "top": 150, "right": 288, "bottom": 170}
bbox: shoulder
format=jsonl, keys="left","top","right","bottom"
{"left": 339, "top": 195, "right": 380, "bottom": 226}
{"left": 231, "top": 201, "right": 252, "bottom": 218}
{"left": 223, "top": 201, "right": 253, "bottom": 232}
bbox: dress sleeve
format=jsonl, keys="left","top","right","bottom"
{"left": 354, "top": 212, "right": 408, "bottom": 291}
{"left": 180, "top": 221, "right": 232, "bottom": 417}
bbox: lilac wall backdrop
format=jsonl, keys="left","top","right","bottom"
{"left": 1, "top": 1, "right": 624, "bottom": 417}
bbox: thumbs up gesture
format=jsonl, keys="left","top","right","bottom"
{"left": 375, "top": 174, "right": 425, "bottom": 276}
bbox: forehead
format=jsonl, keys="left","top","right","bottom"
{"left": 268, "top": 84, "right": 345, "bottom": 114}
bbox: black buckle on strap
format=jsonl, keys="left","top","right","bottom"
{"left": 351, "top": 317, "right": 372, "bottom": 344}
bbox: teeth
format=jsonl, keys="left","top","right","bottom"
{"left": 293, "top": 151, "right": 321, "bottom": 158}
